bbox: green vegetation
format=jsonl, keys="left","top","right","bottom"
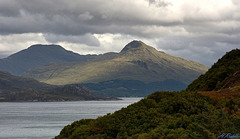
{"left": 187, "top": 49, "right": 240, "bottom": 91}
{"left": 56, "top": 91, "right": 240, "bottom": 139}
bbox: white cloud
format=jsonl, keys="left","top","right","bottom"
{"left": 0, "top": 33, "right": 47, "bottom": 56}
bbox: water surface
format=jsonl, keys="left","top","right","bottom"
{"left": 0, "top": 98, "right": 142, "bottom": 139}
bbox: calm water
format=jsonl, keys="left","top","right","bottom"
{"left": 0, "top": 98, "right": 142, "bottom": 139}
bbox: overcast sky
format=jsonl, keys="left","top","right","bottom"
{"left": 0, "top": 0, "right": 240, "bottom": 66}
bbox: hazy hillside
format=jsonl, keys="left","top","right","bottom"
{"left": 22, "top": 41, "right": 208, "bottom": 96}
{"left": 0, "top": 44, "right": 95, "bottom": 75}
{"left": 0, "top": 71, "right": 52, "bottom": 91}
{"left": 0, "top": 71, "right": 112, "bottom": 102}
{"left": 82, "top": 79, "right": 186, "bottom": 97}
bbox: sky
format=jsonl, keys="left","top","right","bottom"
{"left": 0, "top": 0, "right": 240, "bottom": 66}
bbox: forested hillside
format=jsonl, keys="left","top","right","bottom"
{"left": 187, "top": 49, "right": 240, "bottom": 91}
{"left": 56, "top": 91, "right": 240, "bottom": 138}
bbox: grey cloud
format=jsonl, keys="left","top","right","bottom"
{"left": 148, "top": 0, "right": 172, "bottom": 7}
{"left": 0, "top": 1, "right": 20, "bottom": 17}
{"left": 0, "top": 0, "right": 181, "bottom": 36}
{"left": 0, "top": 0, "right": 240, "bottom": 66}
{"left": 0, "top": 53, "right": 9, "bottom": 58}
{"left": 156, "top": 34, "right": 239, "bottom": 66}
{"left": 0, "top": 0, "right": 239, "bottom": 38}
{"left": 44, "top": 33, "right": 100, "bottom": 46}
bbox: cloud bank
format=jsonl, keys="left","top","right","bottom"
{"left": 0, "top": 0, "right": 239, "bottom": 65}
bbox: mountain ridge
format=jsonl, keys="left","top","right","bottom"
{"left": 0, "top": 44, "right": 95, "bottom": 75}
{"left": 23, "top": 41, "right": 208, "bottom": 84}
{"left": 22, "top": 41, "right": 209, "bottom": 96}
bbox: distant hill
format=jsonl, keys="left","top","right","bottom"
{"left": 0, "top": 44, "right": 95, "bottom": 75}
{"left": 0, "top": 71, "right": 53, "bottom": 91}
{"left": 0, "top": 71, "right": 114, "bottom": 102}
{"left": 22, "top": 41, "right": 209, "bottom": 96}
{"left": 187, "top": 49, "right": 240, "bottom": 91}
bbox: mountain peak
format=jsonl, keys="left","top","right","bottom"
{"left": 120, "top": 40, "right": 149, "bottom": 53}
{"left": 27, "top": 44, "right": 64, "bottom": 51}
{"left": 0, "top": 44, "right": 95, "bottom": 75}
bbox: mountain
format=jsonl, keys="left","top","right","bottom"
{"left": 0, "top": 71, "right": 115, "bottom": 102}
{"left": 187, "top": 49, "right": 240, "bottom": 92}
{"left": 22, "top": 41, "right": 209, "bottom": 97}
{"left": 0, "top": 44, "right": 95, "bottom": 75}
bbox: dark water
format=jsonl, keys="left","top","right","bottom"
{"left": 0, "top": 98, "right": 142, "bottom": 139}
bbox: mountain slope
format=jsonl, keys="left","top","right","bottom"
{"left": 0, "top": 44, "right": 95, "bottom": 75}
{"left": 187, "top": 49, "right": 240, "bottom": 91}
{"left": 0, "top": 71, "right": 52, "bottom": 91}
{"left": 221, "top": 68, "right": 240, "bottom": 91}
{"left": 0, "top": 71, "right": 112, "bottom": 102}
{"left": 185, "top": 49, "right": 240, "bottom": 102}
{"left": 198, "top": 68, "right": 240, "bottom": 100}
{"left": 82, "top": 79, "right": 187, "bottom": 97}
{"left": 23, "top": 41, "right": 208, "bottom": 84}
{"left": 22, "top": 41, "right": 208, "bottom": 96}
